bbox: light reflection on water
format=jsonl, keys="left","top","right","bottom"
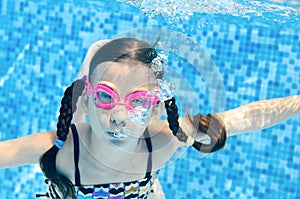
{"left": 118, "top": 0, "right": 300, "bottom": 27}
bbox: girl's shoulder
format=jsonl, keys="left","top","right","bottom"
{"left": 147, "top": 121, "right": 185, "bottom": 169}
{"left": 74, "top": 122, "right": 91, "bottom": 132}
{"left": 69, "top": 122, "right": 92, "bottom": 140}
{"left": 148, "top": 119, "right": 188, "bottom": 151}
{"left": 55, "top": 122, "right": 92, "bottom": 182}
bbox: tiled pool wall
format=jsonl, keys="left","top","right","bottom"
{"left": 0, "top": 1, "right": 299, "bottom": 198}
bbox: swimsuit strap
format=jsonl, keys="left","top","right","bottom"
{"left": 144, "top": 128, "right": 153, "bottom": 179}
{"left": 71, "top": 124, "right": 153, "bottom": 187}
{"left": 71, "top": 124, "right": 81, "bottom": 186}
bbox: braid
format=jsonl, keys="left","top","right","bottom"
{"left": 164, "top": 97, "right": 189, "bottom": 143}
{"left": 190, "top": 114, "right": 227, "bottom": 153}
{"left": 39, "top": 79, "right": 85, "bottom": 199}
{"left": 164, "top": 97, "right": 226, "bottom": 153}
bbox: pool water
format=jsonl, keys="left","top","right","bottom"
{"left": 0, "top": 0, "right": 299, "bottom": 198}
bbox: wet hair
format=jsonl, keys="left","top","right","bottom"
{"left": 165, "top": 97, "right": 226, "bottom": 153}
{"left": 39, "top": 38, "right": 226, "bottom": 198}
{"left": 39, "top": 79, "right": 85, "bottom": 198}
{"left": 89, "top": 38, "right": 161, "bottom": 79}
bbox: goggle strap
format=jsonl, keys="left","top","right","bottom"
{"left": 83, "top": 75, "right": 91, "bottom": 96}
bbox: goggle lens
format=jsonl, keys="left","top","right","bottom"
{"left": 92, "top": 85, "right": 158, "bottom": 110}
{"left": 97, "top": 91, "right": 114, "bottom": 104}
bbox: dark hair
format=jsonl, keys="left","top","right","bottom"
{"left": 165, "top": 97, "right": 226, "bottom": 153}
{"left": 39, "top": 79, "right": 85, "bottom": 198}
{"left": 89, "top": 38, "right": 159, "bottom": 78}
{"left": 39, "top": 38, "right": 225, "bottom": 198}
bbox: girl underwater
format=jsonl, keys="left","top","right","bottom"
{"left": 0, "top": 37, "right": 299, "bottom": 199}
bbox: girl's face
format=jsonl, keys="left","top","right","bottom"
{"left": 87, "top": 60, "right": 159, "bottom": 140}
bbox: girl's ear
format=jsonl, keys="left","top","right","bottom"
{"left": 72, "top": 90, "right": 89, "bottom": 123}
{"left": 149, "top": 101, "right": 165, "bottom": 124}
{"left": 80, "top": 89, "right": 89, "bottom": 113}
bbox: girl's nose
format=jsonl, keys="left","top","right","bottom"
{"left": 110, "top": 106, "right": 128, "bottom": 126}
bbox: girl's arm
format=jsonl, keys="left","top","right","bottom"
{"left": 216, "top": 95, "right": 300, "bottom": 137}
{"left": 151, "top": 95, "right": 299, "bottom": 152}
{"left": 0, "top": 130, "right": 56, "bottom": 169}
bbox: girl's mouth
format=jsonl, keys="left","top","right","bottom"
{"left": 107, "top": 131, "right": 128, "bottom": 138}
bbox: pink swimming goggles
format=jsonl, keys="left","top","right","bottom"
{"left": 84, "top": 76, "right": 160, "bottom": 111}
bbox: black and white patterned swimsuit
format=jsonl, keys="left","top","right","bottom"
{"left": 42, "top": 124, "right": 158, "bottom": 199}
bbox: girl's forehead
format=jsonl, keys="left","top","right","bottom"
{"left": 91, "top": 61, "right": 157, "bottom": 91}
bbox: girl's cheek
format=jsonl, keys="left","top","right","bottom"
{"left": 128, "top": 106, "right": 150, "bottom": 125}
{"left": 89, "top": 106, "right": 110, "bottom": 126}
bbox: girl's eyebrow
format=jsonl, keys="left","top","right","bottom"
{"left": 97, "top": 81, "right": 153, "bottom": 96}
{"left": 129, "top": 84, "right": 155, "bottom": 93}
{"left": 97, "top": 81, "right": 115, "bottom": 89}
